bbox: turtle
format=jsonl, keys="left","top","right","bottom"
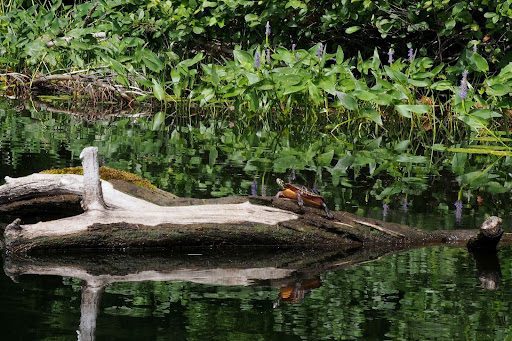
{"left": 275, "top": 178, "right": 334, "bottom": 219}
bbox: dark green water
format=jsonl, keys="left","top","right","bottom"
{"left": 2, "top": 247, "right": 512, "bottom": 340}
{"left": 2, "top": 99, "right": 512, "bottom": 340}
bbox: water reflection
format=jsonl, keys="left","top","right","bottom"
{"left": 274, "top": 277, "right": 322, "bottom": 307}
{"left": 3, "top": 246, "right": 512, "bottom": 340}
{"left": 1, "top": 98, "right": 511, "bottom": 231}
{"left": 471, "top": 251, "right": 502, "bottom": 290}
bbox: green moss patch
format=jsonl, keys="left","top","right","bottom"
{"left": 41, "top": 166, "right": 156, "bottom": 190}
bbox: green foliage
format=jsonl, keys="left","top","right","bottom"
{"left": 1, "top": 1, "right": 512, "bottom": 205}
{"left": 7, "top": 0, "right": 510, "bottom": 61}
{"left": 1, "top": 1, "right": 511, "bottom": 131}
{"left": 2, "top": 99, "right": 512, "bottom": 211}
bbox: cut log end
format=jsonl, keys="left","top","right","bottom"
{"left": 480, "top": 216, "right": 503, "bottom": 237}
{"left": 4, "top": 218, "right": 23, "bottom": 251}
{"left": 467, "top": 216, "right": 503, "bottom": 252}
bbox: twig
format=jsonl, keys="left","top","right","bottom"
{"left": 352, "top": 219, "right": 405, "bottom": 238}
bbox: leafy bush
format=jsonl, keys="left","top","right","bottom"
{"left": 1, "top": 0, "right": 512, "bottom": 203}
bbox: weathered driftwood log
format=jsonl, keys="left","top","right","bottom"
{"left": 0, "top": 147, "right": 508, "bottom": 253}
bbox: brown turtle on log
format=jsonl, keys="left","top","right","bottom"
{"left": 275, "top": 178, "right": 334, "bottom": 219}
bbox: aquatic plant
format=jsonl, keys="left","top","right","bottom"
{"left": 387, "top": 48, "right": 394, "bottom": 64}
{"left": 254, "top": 51, "right": 261, "bottom": 69}
{"left": 459, "top": 70, "right": 469, "bottom": 100}
{"left": 1, "top": 0, "right": 512, "bottom": 207}
{"left": 407, "top": 45, "right": 415, "bottom": 63}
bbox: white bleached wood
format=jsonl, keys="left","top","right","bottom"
{"left": 1, "top": 145, "right": 299, "bottom": 248}
{"left": 13, "top": 265, "right": 295, "bottom": 287}
{"left": 2, "top": 174, "right": 298, "bottom": 240}
{"left": 79, "top": 147, "right": 106, "bottom": 211}
{"left": 18, "top": 201, "right": 298, "bottom": 238}
{"left": 3, "top": 173, "right": 159, "bottom": 210}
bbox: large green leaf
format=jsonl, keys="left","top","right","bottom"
{"left": 345, "top": 26, "right": 361, "bottom": 34}
{"left": 152, "top": 79, "right": 166, "bottom": 101}
{"left": 469, "top": 53, "right": 489, "bottom": 72}
{"left": 335, "top": 92, "right": 358, "bottom": 110}
{"left": 140, "top": 50, "right": 163, "bottom": 73}
{"left": 395, "top": 104, "right": 429, "bottom": 118}
{"left": 360, "top": 108, "right": 382, "bottom": 126}
{"left": 317, "top": 150, "right": 334, "bottom": 167}
{"left": 233, "top": 50, "right": 253, "bottom": 67}
{"left": 151, "top": 111, "right": 166, "bottom": 131}
{"left": 451, "top": 152, "right": 467, "bottom": 175}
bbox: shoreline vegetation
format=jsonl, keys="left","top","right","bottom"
{"left": 1, "top": 0, "right": 511, "bottom": 208}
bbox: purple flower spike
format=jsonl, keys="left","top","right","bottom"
{"left": 291, "top": 43, "right": 296, "bottom": 52}
{"left": 382, "top": 203, "right": 390, "bottom": 217}
{"left": 387, "top": 48, "right": 394, "bottom": 64}
{"left": 459, "top": 70, "right": 469, "bottom": 100}
{"left": 261, "top": 184, "right": 267, "bottom": 197}
{"left": 408, "top": 47, "right": 415, "bottom": 62}
{"left": 316, "top": 43, "right": 324, "bottom": 59}
{"left": 254, "top": 51, "right": 261, "bottom": 69}
{"left": 473, "top": 44, "right": 478, "bottom": 53}
{"left": 265, "top": 21, "right": 271, "bottom": 38}
{"left": 251, "top": 180, "right": 258, "bottom": 196}
{"left": 454, "top": 200, "right": 463, "bottom": 223}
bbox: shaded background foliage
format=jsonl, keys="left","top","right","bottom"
{"left": 4, "top": 0, "right": 511, "bottom": 64}
{"left": 1, "top": 1, "right": 512, "bottom": 208}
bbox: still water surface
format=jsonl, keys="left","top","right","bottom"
{"left": 1, "top": 100, "right": 512, "bottom": 340}
{"left": 1, "top": 247, "right": 512, "bottom": 340}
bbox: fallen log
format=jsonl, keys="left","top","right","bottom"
{"left": 0, "top": 147, "right": 509, "bottom": 253}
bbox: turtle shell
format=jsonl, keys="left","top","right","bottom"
{"left": 280, "top": 182, "right": 325, "bottom": 208}
{"left": 284, "top": 183, "right": 322, "bottom": 198}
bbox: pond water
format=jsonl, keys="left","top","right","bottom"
{"left": 1, "top": 99, "right": 512, "bottom": 340}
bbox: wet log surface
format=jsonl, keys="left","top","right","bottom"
{"left": 0, "top": 147, "right": 509, "bottom": 254}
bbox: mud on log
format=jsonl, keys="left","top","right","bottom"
{"left": 0, "top": 147, "right": 508, "bottom": 253}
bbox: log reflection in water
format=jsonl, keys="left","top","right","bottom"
{"left": 470, "top": 250, "right": 502, "bottom": 290}
{"left": 4, "top": 245, "right": 499, "bottom": 340}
